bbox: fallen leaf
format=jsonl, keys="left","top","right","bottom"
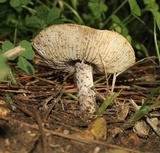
{"left": 0, "top": 107, "right": 10, "bottom": 117}
{"left": 116, "top": 104, "right": 129, "bottom": 121}
{"left": 128, "top": 133, "right": 141, "bottom": 145}
{"left": 72, "top": 130, "right": 94, "bottom": 140}
{"left": 133, "top": 120, "right": 149, "bottom": 138}
{"left": 102, "top": 149, "right": 128, "bottom": 153}
{"left": 88, "top": 117, "right": 107, "bottom": 140}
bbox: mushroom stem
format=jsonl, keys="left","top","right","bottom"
{"left": 75, "top": 62, "right": 96, "bottom": 113}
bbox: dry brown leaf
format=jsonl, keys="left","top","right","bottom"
{"left": 128, "top": 133, "right": 141, "bottom": 145}
{"left": 88, "top": 117, "right": 107, "bottom": 140}
{"left": 116, "top": 104, "right": 129, "bottom": 121}
{"left": 133, "top": 120, "right": 149, "bottom": 138}
{"left": 72, "top": 129, "right": 94, "bottom": 140}
{"left": 0, "top": 107, "right": 10, "bottom": 117}
{"left": 102, "top": 149, "right": 129, "bottom": 153}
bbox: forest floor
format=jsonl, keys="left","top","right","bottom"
{"left": 0, "top": 56, "right": 160, "bottom": 153}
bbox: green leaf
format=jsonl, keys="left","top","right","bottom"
{"left": 2, "top": 41, "right": 14, "bottom": 52}
{"left": 143, "top": 0, "right": 159, "bottom": 9}
{"left": 140, "top": 86, "right": 160, "bottom": 111}
{"left": 8, "top": 69, "right": 18, "bottom": 85}
{"left": 0, "top": 54, "right": 9, "bottom": 82}
{"left": 112, "top": 23, "right": 122, "bottom": 33}
{"left": 132, "top": 41, "right": 149, "bottom": 57}
{"left": 36, "top": 5, "right": 48, "bottom": 21}
{"left": 143, "top": 0, "right": 160, "bottom": 30}
{"left": 97, "top": 92, "right": 120, "bottom": 115}
{"left": 5, "top": 93, "right": 14, "bottom": 104}
{"left": 2, "top": 41, "right": 17, "bottom": 60}
{"left": 143, "top": 0, "right": 151, "bottom": 5}
{"left": 21, "top": 0, "right": 31, "bottom": 5}
{"left": 126, "top": 35, "right": 132, "bottom": 43}
{"left": 4, "top": 93, "right": 14, "bottom": 104}
{"left": 0, "top": 0, "right": 7, "bottom": 3}
{"left": 25, "top": 16, "right": 40, "bottom": 28}
{"left": 155, "top": 12, "right": 160, "bottom": 30}
{"left": 18, "top": 57, "right": 35, "bottom": 75}
{"left": 128, "top": 0, "right": 141, "bottom": 16}
{"left": 123, "top": 86, "right": 160, "bottom": 129}
{"left": 88, "top": 0, "right": 107, "bottom": 18}
{"left": 47, "top": 7, "right": 61, "bottom": 25}
{"left": 111, "top": 14, "right": 121, "bottom": 23}
{"left": 10, "top": 0, "right": 21, "bottom": 7}
{"left": 71, "top": 0, "right": 78, "bottom": 10}
{"left": 144, "top": 0, "right": 159, "bottom": 13}
{"left": 19, "top": 40, "right": 35, "bottom": 60}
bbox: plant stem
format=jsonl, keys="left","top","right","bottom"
{"left": 103, "top": 0, "right": 128, "bottom": 28}
{"left": 154, "top": 19, "right": 160, "bottom": 64}
{"left": 97, "top": 92, "right": 119, "bottom": 115}
{"left": 66, "top": 93, "right": 78, "bottom": 100}
{"left": 94, "top": 76, "right": 105, "bottom": 85}
{"left": 61, "top": 0, "right": 84, "bottom": 25}
{"left": 13, "top": 28, "right": 17, "bottom": 46}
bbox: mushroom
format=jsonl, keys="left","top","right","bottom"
{"left": 32, "top": 24, "right": 135, "bottom": 114}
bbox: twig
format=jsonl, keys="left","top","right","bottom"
{"left": 42, "top": 83, "right": 66, "bottom": 122}
{"left": 3, "top": 46, "right": 25, "bottom": 58}
{"left": 13, "top": 103, "right": 48, "bottom": 152}
{"left": 35, "top": 111, "right": 47, "bottom": 153}
{"left": 51, "top": 115, "right": 80, "bottom": 132}
{"left": 146, "top": 117, "right": 160, "bottom": 136}
{"left": 13, "top": 103, "right": 35, "bottom": 119}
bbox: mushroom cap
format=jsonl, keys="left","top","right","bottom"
{"left": 32, "top": 24, "right": 135, "bottom": 74}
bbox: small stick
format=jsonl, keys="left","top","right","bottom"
{"left": 42, "top": 83, "right": 66, "bottom": 122}
{"left": 3, "top": 46, "right": 25, "bottom": 58}
{"left": 146, "top": 117, "right": 160, "bottom": 136}
{"left": 35, "top": 111, "right": 47, "bottom": 153}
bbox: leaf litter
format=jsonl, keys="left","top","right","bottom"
{"left": 0, "top": 57, "right": 160, "bottom": 153}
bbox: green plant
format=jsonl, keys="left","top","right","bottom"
{"left": 0, "top": 0, "right": 34, "bottom": 39}
{"left": 97, "top": 92, "right": 120, "bottom": 115}
{"left": 143, "top": 0, "right": 160, "bottom": 63}
{"left": 0, "top": 0, "right": 160, "bottom": 61}
{"left": 0, "top": 40, "right": 35, "bottom": 84}
{"left": 25, "top": 2, "right": 62, "bottom": 36}
{"left": 121, "top": 86, "right": 160, "bottom": 129}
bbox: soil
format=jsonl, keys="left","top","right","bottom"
{"left": 0, "top": 57, "right": 160, "bottom": 153}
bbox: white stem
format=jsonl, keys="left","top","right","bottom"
{"left": 75, "top": 62, "right": 96, "bottom": 113}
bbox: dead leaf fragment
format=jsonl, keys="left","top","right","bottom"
{"left": 88, "top": 117, "right": 107, "bottom": 140}
{"left": 0, "top": 150, "right": 10, "bottom": 153}
{"left": 133, "top": 120, "right": 149, "bottom": 138}
{"left": 72, "top": 130, "right": 94, "bottom": 140}
{"left": 128, "top": 133, "right": 141, "bottom": 144}
{"left": 0, "top": 107, "right": 10, "bottom": 117}
{"left": 0, "top": 100, "right": 6, "bottom": 105}
{"left": 116, "top": 104, "right": 129, "bottom": 121}
{"left": 102, "top": 149, "right": 128, "bottom": 153}
{"left": 72, "top": 117, "right": 107, "bottom": 140}
{"left": 150, "top": 117, "right": 158, "bottom": 126}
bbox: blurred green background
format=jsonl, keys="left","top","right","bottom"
{"left": 0, "top": 0, "right": 160, "bottom": 61}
